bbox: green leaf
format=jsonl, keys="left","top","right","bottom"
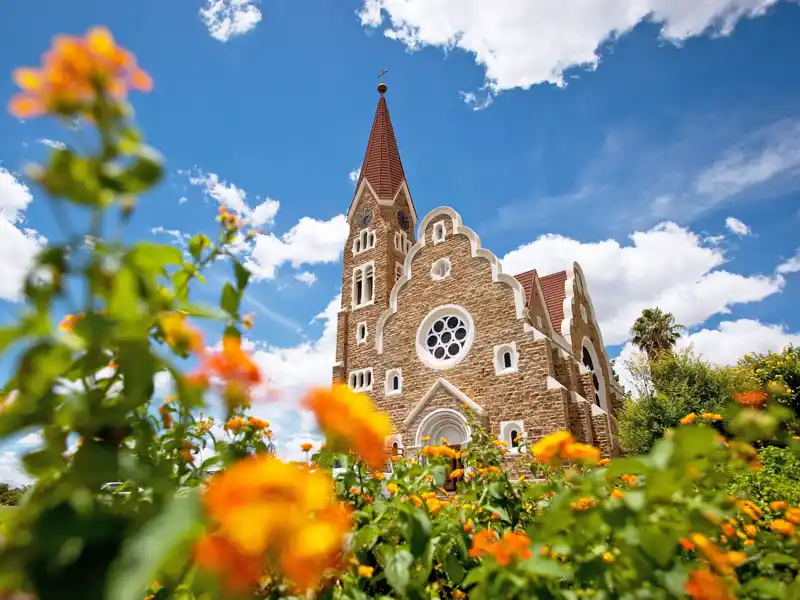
{"left": 118, "top": 341, "right": 156, "bottom": 405}
{"left": 17, "top": 341, "right": 73, "bottom": 400}
{"left": 443, "top": 551, "right": 465, "bottom": 585}
{"left": 352, "top": 524, "right": 380, "bottom": 550}
{"left": 130, "top": 243, "right": 184, "bottom": 273}
{"left": 22, "top": 448, "right": 65, "bottom": 478}
{"left": 106, "top": 147, "right": 164, "bottom": 194}
{"left": 109, "top": 267, "right": 141, "bottom": 322}
{"left": 42, "top": 149, "right": 103, "bottom": 205}
{"left": 107, "top": 490, "right": 202, "bottom": 600}
{"left": 220, "top": 283, "right": 240, "bottom": 317}
{"left": 486, "top": 505, "right": 510, "bottom": 523}
{"left": 431, "top": 464, "right": 447, "bottom": 487}
{"left": 0, "top": 326, "right": 20, "bottom": 355}
{"left": 761, "top": 553, "right": 797, "bottom": 567}
{"left": 384, "top": 550, "right": 413, "bottom": 595}
{"left": 175, "top": 302, "right": 226, "bottom": 320}
{"left": 188, "top": 234, "right": 210, "bottom": 261}
{"left": 233, "top": 259, "right": 251, "bottom": 291}
{"left": 520, "top": 557, "right": 572, "bottom": 579}
{"left": 406, "top": 508, "right": 431, "bottom": 558}
{"left": 622, "top": 490, "right": 646, "bottom": 512}
{"left": 640, "top": 526, "right": 675, "bottom": 567}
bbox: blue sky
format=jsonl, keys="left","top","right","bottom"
{"left": 2, "top": 0, "right": 800, "bottom": 481}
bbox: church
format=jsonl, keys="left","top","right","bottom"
{"left": 332, "top": 81, "right": 625, "bottom": 465}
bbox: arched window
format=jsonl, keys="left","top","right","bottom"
{"left": 510, "top": 429, "right": 519, "bottom": 448}
{"left": 503, "top": 351, "right": 512, "bottom": 369}
{"left": 392, "top": 375, "right": 400, "bottom": 390}
{"left": 392, "top": 442, "right": 399, "bottom": 456}
{"left": 582, "top": 344, "right": 602, "bottom": 407}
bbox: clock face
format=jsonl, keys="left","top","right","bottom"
{"left": 397, "top": 210, "right": 411, "bottom": 232}
{"left": 357, "top": 209, "right": 373, "bottom": 228}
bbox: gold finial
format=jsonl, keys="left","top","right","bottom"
{"left": 377, "top": 68, "right": 388, "bottom": 94}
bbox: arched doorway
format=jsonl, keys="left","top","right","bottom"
{"left": 416, "top": 409, "right": 469, "bottom": 491}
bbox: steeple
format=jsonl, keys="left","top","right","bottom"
{"left": 355, "top": 82, "right": 407, "bottom": 202}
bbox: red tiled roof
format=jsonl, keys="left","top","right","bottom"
{"left": 513, "top": 269, "right": 568, "bottom": 329}
{"left": 356, "top": 91, "right": 406, "bottom": 201}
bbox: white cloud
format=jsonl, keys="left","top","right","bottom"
{"left": 695, "top": 118, "right": 800, "bottom": 201}
{"left": 349, "top": 167, "right": 361, "bottom": 183}
{"left": 0, "top": 450, "right": 30, "bottom": 486}
{"left": 0, "top": 167, "right": 46, "bottom": 302}
{"left": 245, "top": 214, "right": 348, "bottom": 279}
{"left": 151, "top": 226, "right": 191, "bottom": 249}
{"left": 37, "top": 138, "right": 65, "bottom": 150}
{"left": 458, "top": 90, "right": 493, "bottom": 112}
{"left": 725, "top": 216, "right": 751, "bottom": 236}
{"left": 777, "top": 248, "right": 800, "bottom": 274}
{"left": 200, "top": 0, "right": 262, "bottom": 42}
{"left": 501, "top": 221, "right": 784, "bottom": 346}
{"left": 244, "top": 296, "right": 340, "bottom": 460}
{"left": 178, "top": 196, "right": 188, "bottom": 205}
{"left": 615, "top": 319, "right": 800, "bottom": 392}
{"left": 185, "top": 169, "right": 280, "bottom": 227}
{"left": 294, "top": 271, "right": 317, "bottom": 285}
{"left": 359, "top": 0, "right": 784, "bottom": 99}
{"left": 17, "top": 432, "right": 43, "bottom": 447}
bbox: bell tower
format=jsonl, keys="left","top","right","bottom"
{"left": 333, "top": 79, "right": 418, "bottom": 389}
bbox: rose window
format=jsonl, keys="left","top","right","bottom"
{"left": 424, "top": 315, "right": 469, "bottom": 360}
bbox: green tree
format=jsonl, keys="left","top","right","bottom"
{"left": 617, "top": 350, "right": 750, "bottom": 454}
{"left": 629, "top": 307, "right": 684, "bottom": 361}
{"left": 737, "top": 344, "right": 800, "bottom": 417}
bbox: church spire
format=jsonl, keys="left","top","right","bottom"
{"left": 355, "top": 78, "right": 407, "bottom": 202}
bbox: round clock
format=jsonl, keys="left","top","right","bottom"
{"left": 357, "top": 209, "right": 373, "bottom": 228}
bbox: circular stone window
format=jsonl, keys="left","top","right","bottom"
{"left": 415, "top": 305, "right": 475, "bottom": 370}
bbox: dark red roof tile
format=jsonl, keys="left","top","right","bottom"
{"left": 513, "top": 268, "right": 568, "bottom": 330}
{"left": 356, "top": 92, "right": 406, "bottom": 201}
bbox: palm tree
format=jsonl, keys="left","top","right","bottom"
{"left": 629, "top": 308, "right": 684, "bottom": 361}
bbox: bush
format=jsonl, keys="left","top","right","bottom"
{"left": 0, "top": 482, "right": 27, "bottom": 506}
{"left": 618, "top": 350, "right": 751, "bottom": 454}
{"left": 727, "top": 446, "right": 800, "bottom": 508}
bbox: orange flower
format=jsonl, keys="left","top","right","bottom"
{"left": 248, "top": 416, "right": 269, "bottom": 430}
{"left": 562, "top": 442, "right": 602, "bottom": 464}
{"left": 611, "top": 489, "right": 624, "bottom": 500}
{"left": 300, "top": 442, "right": 313, "bottom": 452}
{"left": 785, "top": 507, "right": 800, "bottom": 525}
{"left": 685, "top": 569, "right": 734, "bottom": 600}
{"left": 463, "top": 519, "right": 474, "bottom": 533}
{"left": 570, "top": 497, "right": 597, "bottom": 511}
{"left": 449, "top": 468, "right": 464, "bottom": 480}
{"left": 621, "top": 474, "right": 639, "bottom": 487}
{"left": 743, "top": 524, "right": 758, "bottom": 537}
{"left": 702, "top": 413, "right": 723, "bottom": 422}
{"left": 689, "top": 533, "right": 742, "bottom": 576}
{"left": 769, "top": 500, "right": 787, "bottom": 511}
{"left": 598, "top": 458, "right": 610, "bottom": 466}
{"left": 737, "top": 499, "right": 763, "bottom": 521}
{"left": 194, "top": 533, "right": 264, "bottom": 593}
{"left": 160, "top": 312, "right": 204, "bottom": 355}
{"left": 602, "top": 551, "right": 615, "bottom": 563}
{"left": 195, "top": 335, "right": 262, "bottom": 409}
{"left": 680, "top": 413, "right": 698, "bottom": 425}
{"left": 59, "top": 313, "right": 83, "bottom": 332}
{"left": 735, "top": 390, "right": 768, "bottom": 409}
{"left": 680, "top": 538, "right": 696, "bottom": 551}
{"left": 302, "top": 385, "right": 393, "bottom": 471}
{"left": 468, "top": 530, "right": 532, "bottom": 566}
{"left": 770, "top": 519, "right": 795, "bottom": 536}
{"left": 225, "top": 416, "right": 245, "bottom": 432}
{"left": 531, "top": 430, "right": 574, "bottom": 464}
{"left": 197, "top": 456, "right": 350, "bottom": 591}
{"left": 9, "top": 26, "right": 152, "bottom": 119}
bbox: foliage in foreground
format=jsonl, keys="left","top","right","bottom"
{"left": 0, "top": 25, "right": 799, "bottom": 600}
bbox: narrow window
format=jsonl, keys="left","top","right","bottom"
{"left": 510, "top": 430, "right": 519, "bottom": 448}
{"left": 392, "top": 375, "right": 400, "bottom": 390}
{"left": 354, "top": 270, "right": 363, "bottom": 306}
{"left": 392, "top": 442, "right": 399, "bottom": 456}
{"left": 503, "top": 351, "right": 512, "bottom": 369}
{"left": 366, "top": 371, "right": 372, "bottom": 386}
{"left": 364, "top": 265, "right": 374, "bottom": 302}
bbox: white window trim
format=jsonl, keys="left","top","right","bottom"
{"left": 385, "top": 368, "right": 403, "bottom": 396}
{"left": 433, "top": 221, "right": 446, "bottom": 244}
{"left": 356, "top": 321, "right": 368, "bottom": 345}
{"left": 415, "top": 304, "right": 475, "bottom": 371}
{"left": 394, "top": 230, "right": 411, "bottom": 254}
{"left": 493, "top": 342, "right": 519, "bottom": 375}
{"left": 395, "top": 261, "right": 403, "bottom": 283}
{"left": 348, "top": 368, "right": 373, "bottom": 392}
{"left": 499, "top": 420, "right": 526, "bottom": 454}
{"left": 430, "top": 257, "right": 451, "bottom": 281}
{"left": 352, "top": 229, "right": 376, "bottom": 255}
{"left": 581, "top": 337, "right": 607, "bottom": 411}
{"left": 415, "top": 408, "right": 471, "bottom": 447}
{"left": 351, "top": 261, "right": 375, "bottom": 310}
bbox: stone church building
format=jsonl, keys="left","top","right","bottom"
{"left": 333, "top": 83, "right": 625, "bottom": 463}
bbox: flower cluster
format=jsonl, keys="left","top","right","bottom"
{"left": 195, "top": 455, "right": 352, "bottom": 592}
{"left": 531, "top": 431, "right": 602, "bottom": 465}
{"left": 9, "top": 26, "right": 152, "bottom": 118}
{"left": 468, "top": 530, "right": 533, "bottom": 565}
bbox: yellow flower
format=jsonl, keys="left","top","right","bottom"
{"left": 602, "top": 552, "right": 614, "bottom": 563}
{"left": 59, "top": 313, "right": 83, "bottom": 332}
{"left": 242, "top": 312, "right": 255, "bottom": 330}
{"left": 225, "top": 416, "right": 245, "bottom": 432}
{"left": 785, "top": 507, "right": 800, "bottom": 525}
{"left": 531, "top": 430, "right": 574, "bottom": 464}
{"left": 357, "top": 565, "right": 374, "bottom": 578}
{"left": 680, "top": 413, "right": 698, "bottom": 425}
{"left": 302, "top": 385, "right": 393, "bottom": 471}
{"left": 770, "top": 519, "right": 795, "bottom": 536}
{"left": 561, "top": 442, "right": 602, "bottom": 464}
{"left": 453, "top": 590, "right": 466, "bottom": 600}
{"left": 743, "top": 524, "right": 758, "bottom": 537}
{"left": 598, "top": 458, "right": 610, "bottom": 466}
{"left": 769, "top": 500, "right": 787, "bottom": 511}
{"left": 386, "top": 483, "right": 399, "bottom": 494}
{"left": 9, "top": 26, "right": 152, "bottom": 119}
{"left": 610, "top": 489, "right": 624, "bottom": 500}
{"left": 570, "top": 497, "right": 596, "bottom": 511}
{"left": 421, "top": 436, "right": 431, "bottom": 442}
{"left": 159, "top": 311, "right": 204, "bottom": 355}
{"left": 701, "top": 413, "right": 723, "bottom": 421}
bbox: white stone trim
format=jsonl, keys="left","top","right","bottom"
{"left": 432, "top": 221, "right": 446, "bottom": 244}
{"left": 356, "top": 321, "right": 368, "bottom": 345}
{"left": 385, "top": 368, "right": 403, "bottom": 396}
{"left": 493, "top": 341, "right": 519, "bottom": 375}
{"left": 352, "top": 229, "right": 376, "bottom": 255}
{"left": 395, "top": 261, "right": 403, "bottom": 283}
{"left": 351, "top": 261, "right": 375, "bottom": 310}
{"left": 415, "top": 304, "right": 475, "bottom": 370}
{"left": 346, "top": 177, "right": 418, "bottom": 227}
{"left": 536, "top": 316, "right": 543, "bottom": 329}
{"left": 376, "top": 206, "right": 528, "bottom": 354}
{"left": 348, "top": 368, "right": 373, "bottom": 392}
{"left": 499, "top": 419, "right": 526, "bottom": 452}
{"left": 404, "top": 378, "right": 486, "bottom": 427}
{"left": 580, "top": 304, "right": 588, "bottom": 323}
{"left": 430, "top": 257, "right": 451, "bottom": 281}
{"left": 414, "top": 407, "right": 471, "bottom": 447}
{"left": 547, "top": 376, "right": 565, "bottom": 390}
